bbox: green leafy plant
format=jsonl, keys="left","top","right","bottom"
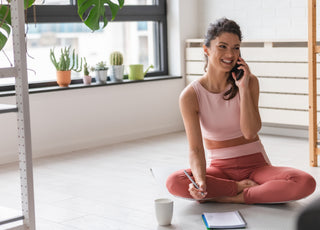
{"left": 0, "top": 0, "right": 125, "bottom": 51}
{"left": 50, "top": 46, "right": 82, "bottom": 72}
{"left": 0, "top": 0, "right": 35, "bottom": 50}
{"left": 77, "top": 0, "right": 125, "bottom": 31}
{"left": 110, "top": 51, "right": 123, "bottom": 65}
{"left": 94, "top": 61, "right": 108, "bottom": 70}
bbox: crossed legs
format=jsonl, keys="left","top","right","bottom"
{"left": 166, "top": 155, "right": 316, "bottom": 204}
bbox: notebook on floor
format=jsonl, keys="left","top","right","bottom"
{"left": 202, "top": 210, "right": 246, "bottom": 229}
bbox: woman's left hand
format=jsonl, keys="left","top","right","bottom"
{"left": 232, "top": 57, "right": 251, "bottom": 89}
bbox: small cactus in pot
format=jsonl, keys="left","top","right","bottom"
{"left": 109, "top": 51, "right": 124, "bottom": 82}
{"left": 110, "top": 51, "right": 123, "bottom": 65}
{"left": 93, "top": 61, "right": 109, "bottom": 84}
{"left": 82, "top": 58, "right": 92, "bottom": 85}
{"left": 50, "top": 46, "right": 82, "bottom": 72}
{"left": 49, "top": 46, "right": 82, "bottom": 87}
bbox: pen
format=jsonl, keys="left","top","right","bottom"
{"left": 183, "top": 170, "right": 205, "bottom": 196}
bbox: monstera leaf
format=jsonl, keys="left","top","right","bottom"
{"left": 0, "top": 0, "right": 35, "bottom": 50}
{"left": 0, "top": 0, "right": 124, "bottom": 51}
{"left": 0, "top": 4, "right": 11, "bottom": 50}
{"left": 24, "top": 0, "right": 35, "bottom": 8}
{"left": 77, "top": 0, "right": 124, "bottom": 31}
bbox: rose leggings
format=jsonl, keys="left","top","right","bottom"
{"left": 166, "top": 153, "right": 316, "bottom": 204}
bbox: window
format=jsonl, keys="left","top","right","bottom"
{"left": 0, "top": 0, "right": 167, "bottom": 87}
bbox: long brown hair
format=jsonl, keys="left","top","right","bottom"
{"left": 204, "top": 18, "right": 242, "bottom": 100}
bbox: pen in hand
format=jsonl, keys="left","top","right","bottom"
{"left": 183, "top": 170, "right": 205, "bottom": 196}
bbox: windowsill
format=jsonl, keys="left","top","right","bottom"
{"left": 0, "top": 75, "right": 182, "bottom": 97}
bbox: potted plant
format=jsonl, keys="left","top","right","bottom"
{"left": 49, "top": 46, "right": 82, "bottom": 87}
{"left": 109, "top": 51, "right": 124, "bottom": 82}
{"left": 93, "top": 61, "right": 108, "bottom": 84}
{"left": 82, "top": 58, "right": 92, "bottom": 85}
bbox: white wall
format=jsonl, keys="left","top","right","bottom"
{"left": 167, "top": 0, "right": 200, "bottom": 77}
{"left": 199, "top": 0, "right": 309, "bottom": 41}
{"left": 0, "top": 80, "right": 184, "bottom": 163}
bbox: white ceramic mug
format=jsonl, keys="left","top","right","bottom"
{"left": 154, "top": 198, "right": 173, "bottom": 226}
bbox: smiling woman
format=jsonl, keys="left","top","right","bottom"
{"left": 166, "top": 17, "right": 316, "bottom": 205}
{"left": 0, "top": 0, "right": 168, "bottom": 89}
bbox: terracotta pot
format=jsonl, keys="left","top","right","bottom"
{"left": 56, "top": 70, "right": 71, "bottom": 87}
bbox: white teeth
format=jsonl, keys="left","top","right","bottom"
{"left": 222, "top": 59, "right": 232, "bottom": 64}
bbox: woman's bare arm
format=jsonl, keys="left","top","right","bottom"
{"left": 179, "top": 85, "right": 207, "bottom": 199}
{"left": 235, "top": 57, "right": 261, "bottom": 139}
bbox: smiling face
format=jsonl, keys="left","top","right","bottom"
{"left": 204, "top": 32, "right": 241, "bottom": 73}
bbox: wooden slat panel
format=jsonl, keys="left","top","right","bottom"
{"left": 260, "top": 93, "right": 307, "bottom": 110}
{"left": 186, "top": 47, "right": 315, "bottom": 63}
{"left": 258, "top": 78, "right": 319, "bottom": 94}
{"left": 241, "top": 47, "right": 308, "bottom": 62}
{"left": 186, "top": 61, "right": 320, "bottom": 78}
{"left": 249, "top": 62, "right": 311, "bottom": 77}
{"left": 260, "top": 108, "right": 317, "bottom": 126}
{"left": 186, "top": 47, "right": 204, "bottom": 61}
{"left": 186, "top": 76, "right": 316, "bottom": 99}
{"left": 186, "top": 61, "right": 205, "bottom": 75}
{"left": 186, "top": 78, "right": 320, "bottom": 111}
{"left": 259, "top": 93, "right": 320, "bottom": 110}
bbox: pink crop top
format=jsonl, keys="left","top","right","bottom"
{"left": 192, "top": 80, "right": 243, "bottom": 141}
{"left": 191, "top": 80, "right": 270, "bottom": 163}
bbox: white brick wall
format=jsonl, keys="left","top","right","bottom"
{"left": 199, "top": 0, "right": 310, "bottom": 41}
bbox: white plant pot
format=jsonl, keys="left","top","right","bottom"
{"left": 109, "top": 65, "right": 124, "bottom": 82}
{"left": 95, "top": 70, "right": 108, "bottom": 84}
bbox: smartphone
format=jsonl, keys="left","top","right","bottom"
{"left": 231, "top": 55, "right": 244, "bottom": 81}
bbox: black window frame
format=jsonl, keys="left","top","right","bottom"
{"left": 0, "top": 0, "right": 168, "bottom": 91}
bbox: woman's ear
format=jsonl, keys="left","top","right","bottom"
{"left": 203, "top": 44, "right": 209, "bottom": 56}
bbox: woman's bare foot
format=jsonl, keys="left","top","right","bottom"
{"left": 213, "top": 192, "right": 245, "bottom": 203}
{"left": 201, "top": 192, "right": 246, "bottom": 204}
{"left": 237, "top": 179, "right": 258, "bottom": 193}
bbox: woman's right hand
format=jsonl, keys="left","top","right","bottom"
{"left": 188, "top": 181, "right": 207, "bottom": 200}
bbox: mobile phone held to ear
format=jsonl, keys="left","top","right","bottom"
{"left": 231, "top": 62, "right": 244, "bottom": 81}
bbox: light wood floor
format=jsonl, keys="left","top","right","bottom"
{"left": 0, "top": 132, "right": 319, "bottom": 229}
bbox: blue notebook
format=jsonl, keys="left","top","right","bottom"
{"left": 202, "top": 211, "right": 246, "bottom": 229}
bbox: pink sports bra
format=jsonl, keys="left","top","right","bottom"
{"left": 191, "top": 80, "right": 270, "bottom": 163}
{"left": 192, "top": 80, "right": 243, "bottom": 141}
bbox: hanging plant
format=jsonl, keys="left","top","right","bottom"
{"left": 0, "top": 0, "right": 124, "bottom": 51}
{"left": 77, "top": 0, "right": 124, "bottom": 31}
{"left": 0, "top": 0, "right": 35, "bottom": 50}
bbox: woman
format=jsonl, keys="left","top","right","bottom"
{"left": 166, "top": 18, "right": 316, "bottom": 204}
